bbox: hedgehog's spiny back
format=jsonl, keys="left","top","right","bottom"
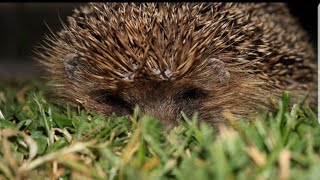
{"left": 65, "top": 3, "right": 250, "bottom": 81}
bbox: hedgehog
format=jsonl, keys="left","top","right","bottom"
{"left": 36, "top": 3, "right": 317, "bottom": 127}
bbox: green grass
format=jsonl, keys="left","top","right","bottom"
{"left": 0, "top": 79, "right": 319, "bottom": 180}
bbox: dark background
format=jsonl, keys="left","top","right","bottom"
{"left": 0, "top": 3, "right": 80, "bottom": 79}
{"left": 0, "top": 3, "right": 317, "bottom": 79}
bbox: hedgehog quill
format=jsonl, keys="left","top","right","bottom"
{"left": 36, "top": 3, "right": 317, "bottom": 127}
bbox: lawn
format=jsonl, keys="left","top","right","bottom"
{"left": 0, "top": 79, "right": 319, "bottom": 180}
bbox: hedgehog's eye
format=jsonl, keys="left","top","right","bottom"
{"left": 92, "top": 90, "right": 133, "bottom": 114}
{"left": 104, "top": 94, "right": 133, "bottom": 112}
{"left": 179, "top": 87, "right": 206, "bottom": 101}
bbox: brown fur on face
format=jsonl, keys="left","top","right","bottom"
{"left": 36, "top": 3, "right": 317, "bottom": 127}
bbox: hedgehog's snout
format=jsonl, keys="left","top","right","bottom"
{"left": 141, "top": 101, "right": 179, "bottom": 127}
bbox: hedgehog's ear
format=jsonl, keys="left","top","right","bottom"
{"left": 63, "top": 53, "right": 85, "bottom": 80}
{"left": 207, "top": 58, "right": 231, "bottom": 85}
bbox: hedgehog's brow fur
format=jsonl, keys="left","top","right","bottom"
{"left": 36, "top": 3, "right": 316, "bottom": 126}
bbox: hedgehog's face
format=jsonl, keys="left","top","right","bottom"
{"left": 88, "top": 81, "right": 209, "bottom": 127}
{"left": 62, "top": 53, "right": 237, "bottom": 127}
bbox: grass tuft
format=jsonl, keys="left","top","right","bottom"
{"left": 0, "top": 80, "right": 319, "bottom": 179}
